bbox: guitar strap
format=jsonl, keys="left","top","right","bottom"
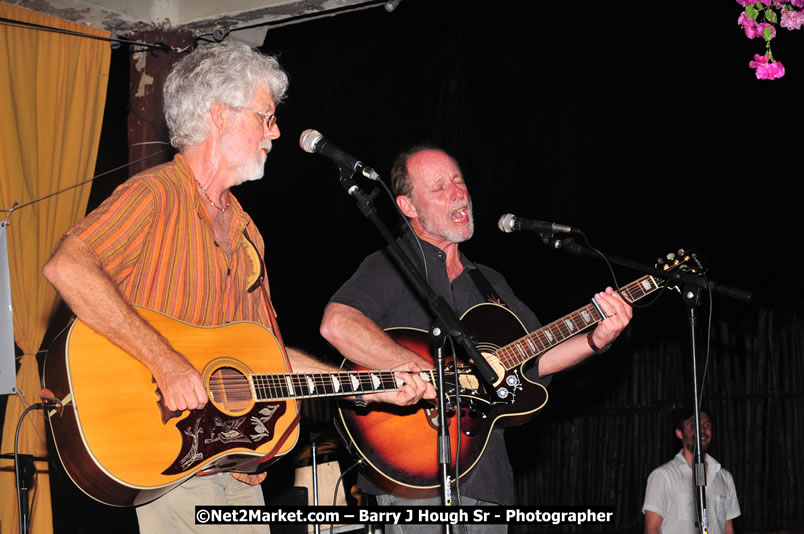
{"left": 468, "top": 267, "right": 507, "bottom": 307}
{"left": 242, "top": 229, "right": 283, "bottom": 345}
{"left": 244, "top": 228, "right": 303, "bottom": 457}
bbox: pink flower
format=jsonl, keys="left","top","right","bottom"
{"left": 735, "top": 0, "right": 754, "bottom": 5}
{"left": 780, "top": 9, "right": 804, "bottom": 29}
{"left": 792, "top": 0, "right": 804, "bottom": 7}
{"left": 738, "top": 12, "right": 763, "bottom": 38}
{"left": 749, "top": 54, "right": 786, "bottom": 79}
{"left": 758, "top": 22, "right": 777, "bottom": 38}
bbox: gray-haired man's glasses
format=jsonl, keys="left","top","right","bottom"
{"left": 232, "top": 105, "right": 277, "bottom": 130}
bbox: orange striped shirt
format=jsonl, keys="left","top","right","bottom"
{"left": 68, "top": 154, "right": 274, "bottom": 328}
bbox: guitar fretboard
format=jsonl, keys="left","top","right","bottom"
{"left": 250, "top": 370, "right": 430, "bottom": 401}
{"left": 495, "top": 274, "right": 661, "bottom": 370}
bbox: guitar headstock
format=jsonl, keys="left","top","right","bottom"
{"left": 655, "top": 249, "right": 707, "bottom": 290}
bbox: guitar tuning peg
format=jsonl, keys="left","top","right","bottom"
{"left": 656, "top": 257, "right": 665, "bottom": 265}
{"left": 666, "top": 252, "right": 676, "bottom": 261}
{"left": 677, "top": 248, "right": 686, "bottom": 256}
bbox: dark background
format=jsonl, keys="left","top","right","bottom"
{"left": 16, "top": 0, "right": 804, "bottom": 532}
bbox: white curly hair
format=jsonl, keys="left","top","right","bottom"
{"left": 163, "top": 42, "right": 289, "bottom": 150}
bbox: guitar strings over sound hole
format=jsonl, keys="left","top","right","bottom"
{"left": 208, "top": 366, "right": 252, "bottom": 413}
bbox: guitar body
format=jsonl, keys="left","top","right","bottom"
{"left": 43, "top": 306, "right": 301, "bottom": 506}
{"left": 338, "top": 303, "right": 549, "bottom": 497}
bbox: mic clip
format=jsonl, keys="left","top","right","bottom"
{"left": 544, "top": 236, "right": 587, "bottom": 256}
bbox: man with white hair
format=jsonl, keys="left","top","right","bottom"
{"left": 43, "top": 42, "right": 430, "bottom": 533}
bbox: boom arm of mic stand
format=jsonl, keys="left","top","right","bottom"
{"left": 336, "top": 170, "right": 499, "bottom": 386}
{"left": 549, "top": 237, "right": 753, "bottom": 303}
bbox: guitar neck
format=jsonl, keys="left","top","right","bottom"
{"left": 250, "top": 369, "right": 433, "bottom": 401}
{"left": 495, "top": 274, "right": 662, "bottom": 370}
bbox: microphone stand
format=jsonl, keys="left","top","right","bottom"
{"left": 544, "top": 235, "right": 751, "bottom": 534}
{"left": 682, "top": 286, "right": 708, "bottom": 534}
{"left": 310, "top": 432, "right": 320, "bottom": 534}
{"left": 334, "top": 168, "right": 497, "bottom": 510}
{"left": 430, "top": 324, "right": 453, "bottom": 513}
{"left": 544, "top": 236, "right": 753, "bottom": 303}
{"left": 5, "top": 400, "right": 59, "bottom": 534}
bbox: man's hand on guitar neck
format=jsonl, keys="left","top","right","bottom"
{"left": 588, "top": 286, "right": 633, "bottom": 350}
{"left": 363, "top": 362, "right": 436, "bottom": 406}
{"left": 538, "top": 286, "right": 633, "bottom": 376}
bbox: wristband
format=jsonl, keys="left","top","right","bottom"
{"left": 587, "top": 331, "right": 611, "bottom": 354}
{"left": 353, "top": 394, "right": 367, "bottom": 408}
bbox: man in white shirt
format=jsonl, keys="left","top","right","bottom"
{"left": 643, "top": 409, "right": 741, "bottom": 534}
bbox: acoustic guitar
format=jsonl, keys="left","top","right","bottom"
{"left": 338, "top": 251, "right": 701, "bottom": 497}
{"left": 43, "top": 306, "right": 422, "bottom": 506}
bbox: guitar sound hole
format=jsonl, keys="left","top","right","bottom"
{"left": 208, "top": 366, "right": 252, "bottom": 413}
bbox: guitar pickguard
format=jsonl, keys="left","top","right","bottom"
{"left": 488, "top": 368, "right": 524, "bottom": 404}
{"left": 165, "top": 401, "right": 286, "bottom": 475}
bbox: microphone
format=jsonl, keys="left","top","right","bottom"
{"left": 300, "top": 129, "right": 379, "bottom": 180}
{"left": 497, "top": 213, "right": 578, "bottom": 235}
{"left": 385, "top": 0, "right": 403, "bottom": 12}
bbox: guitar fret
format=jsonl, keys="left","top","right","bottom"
{"left": 542, "top": 329, "right": 555, "bottom": 344}
{"left": 250, "top": 370, "right": 408, "bottom": 401}
{"left": 259, "top": 375, "right": 272, "bottom": 400}
{"left": 349, "top": 374, "right": 360, "bottom": 391}
{"left": 284, "top": 375, "right": 296, "bottom": 396}
{"left": 310, "top": 374, "right": 327, "bottom": 395}
{"left": 380, "top": 372, "right": 399, "bottom": 391}
{"left": 553, "top": 321, "right": 571, "bottom": 339}
{"left": 503, "top": 347, "right": 518, "bottom": 367}
{"left": 275, "top": 375, "right": 290, "bottom": 398}
{"left": 252, "top": 376, "right": 262, "bottom": 400}
{"left": 532, "top": 333, "right": 548, "bottom": 352}
{"left": 493, "top": 273, "right": 670, "bottom": 372}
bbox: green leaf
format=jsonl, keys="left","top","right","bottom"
{"left": 765, "top": 8, "right": 778, "bottom": 24}
{"left": 745, "top": 4, "right": 758, "bottom": 19}
{"left": 764, "top": 26, "right": 774, "bottom": 41}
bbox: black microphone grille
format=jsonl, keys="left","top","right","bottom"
{"left": 299, "top": 129, "right": 322, "bottom": 153}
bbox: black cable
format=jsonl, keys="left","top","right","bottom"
{"left": 13, "top": 401, "right": 57, "bottom": 534}
{"left": 698, "top": 284, "right": 715, "bottom": 407}
{"left": 449, "top": 336, "right": 462, "bottom": 507}
{"left": 373, "top": 176, "right": 429, "bottom": 283}
{"left": 328, "top": 458, "right": 363, "bottom": 533}
{"left": 1, "top": 147, "right": 172, "bottom": 214}
{"left": 0, "top": 17, "right": 186, "bottom": 53}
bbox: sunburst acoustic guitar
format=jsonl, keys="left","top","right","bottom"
{"left": 338, "top": 252, "right": 701, "bottom": 497}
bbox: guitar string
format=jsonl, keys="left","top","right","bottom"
{"left": 494, "top": 276, "right": 655, "bottom": 370}
{"left": 206, "top": 370, "right": 439, "bottom": 399}
{"left": 207, "top": 278, "right": 661, "bottom": 398}
{"left": 209, "top": 376, "right": 437, "bottom": 391}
